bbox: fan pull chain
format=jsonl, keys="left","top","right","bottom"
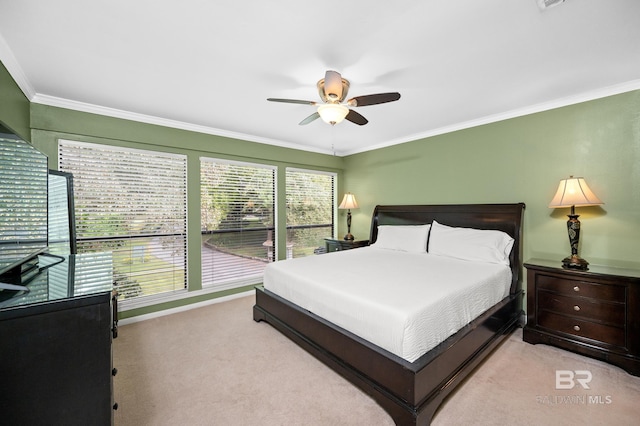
{"left": 331, "top": 127, "right": 336, "bottom": 156}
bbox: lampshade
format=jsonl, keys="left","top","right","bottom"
{"left": 548, "top": 176, "right": 603, "bottom": 208}
{"left": 339, "top": 193, "right": 358, "bottom": 210}
{"left": 318, "top": 104, "right": 349, "bottom": 125}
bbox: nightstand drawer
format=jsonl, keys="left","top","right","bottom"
{"left": 538, "top": 310, "right": 625, "bottom": 347}
{"left": 538, "top": 275, "right": 625, "bottom": 302}
{"left": 537, "top": 291, "right": 625, "bottom": 325}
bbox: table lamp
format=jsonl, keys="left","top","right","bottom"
{"left": 338, "top": 193, "right": 358, "bottom": 240}
{"left": 548, "top": 176, "right": 603, "bottom": 270}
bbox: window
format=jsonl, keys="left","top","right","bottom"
{"left": 200, "top": 158, "right": 275, "bottom": 289}
{"left": 286, "top": 168, "right": 336, "bottom": 258}
{"left": 0, "top": 134, "right": 48, "bottom": 259}
{"left": 58, "top": 140, "right": 187, "bottom": 303}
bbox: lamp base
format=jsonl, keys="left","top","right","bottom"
{"left": 344, "top": 233, "right": 354, "bottom": 241}
{"left": 562, "top": 254, "right": 589, "bottom": 270}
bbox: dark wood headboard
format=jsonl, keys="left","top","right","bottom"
{"left": 369, "top": 203, "right": 526, "bottom": 295}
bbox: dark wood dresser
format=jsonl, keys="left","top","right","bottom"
{"left": 0, "top": 253, "right": 117, "bottom": 425}
{"left": 523, "top": 258, "right": 640, "bottom": 376}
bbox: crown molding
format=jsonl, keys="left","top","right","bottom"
{"left": 31, "top": 77, "right": 640, "bottom": 158}
{"left": 0, "top": 34, "right": 35, "bottom": 99}
{"left": 31, "top": 94, "right": 334, "bottom": 155}
{"left": 341, "top": 79, "right": 640, "bottom": 156}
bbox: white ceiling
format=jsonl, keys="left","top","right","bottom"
{"left": 1, "top": 0, "right": 639, "bottom": 156}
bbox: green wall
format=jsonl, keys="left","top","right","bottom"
{"left": 343, "top": 90, "right": 640, "bottom": 269}
{"left": 0, "top": 61, "right": 30, "bottom": 140}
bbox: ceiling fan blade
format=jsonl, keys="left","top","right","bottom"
{"left": 299, "top": 112, "right": 320, "bottom": 125}
{"left": 345, "top": 109, "right": 368, "bottom": 126}
{"left": 324, "top": 70, "right": 344, "bottom": 101}
{"left": 347, "top": 92, "right": 401, "bottom": 107}
{"left": 267, "top": 98, "right": 317, "bottom": 105}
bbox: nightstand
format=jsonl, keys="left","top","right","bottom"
{"left": 523, "top": 258, "right": 640, "bottom": 376}
{"left": 324, "top": 238, "right": 369, "bottom": 253}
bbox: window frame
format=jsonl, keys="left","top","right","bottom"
{"left": 285, "top": 167, "right": 337, "bottom": 258}
{"left": 58, "top": 139, "right": 188, "bottom": 309}
{"left": 200, "top": 156, "right": 277, "bottom": 290}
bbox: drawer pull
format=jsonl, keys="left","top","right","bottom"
{"left": 573, "top": 325, "right": 581, "bottom": 332}
{"left": 573, "top": 286, "right": 580, "bottom": 292}
{"left": 573, "top": 305, "right": 581, "bottom": 311}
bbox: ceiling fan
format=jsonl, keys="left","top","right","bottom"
{"left": 267, "top": 70, "right": 401, "bottom": 126}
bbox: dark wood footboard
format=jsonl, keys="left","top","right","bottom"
{"left": 254, "top": 285, "right": 523, "bottom": 425}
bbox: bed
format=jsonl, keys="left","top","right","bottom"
{"left": 253, "top": 203, "right": 525, "bottom": 425}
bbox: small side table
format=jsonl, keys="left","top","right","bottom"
{"left": 523, "top": 258, "right": 640, "bottom": 376}
{"left": 324, "top": 238, "right": 369, "bottom": 253}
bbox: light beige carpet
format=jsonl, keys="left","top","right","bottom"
{"left": 113, "top": 295, "right": 640, "bottom": 425}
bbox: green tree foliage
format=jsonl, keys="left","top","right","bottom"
{"left": 286, "top": 171, "right": 333, "bottom": 226}
{"left": 201, "top": 162, "right": 274, "bottom": 231}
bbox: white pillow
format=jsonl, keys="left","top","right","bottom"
{"left": 428, "top": 220, "right": 514, "bottom": 265}
{"left": 371, "top": 224, "right": 430, "bottom": 253}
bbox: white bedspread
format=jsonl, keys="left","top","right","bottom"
{"left": 263, "top": 247, "right": 512, "bottom": 362}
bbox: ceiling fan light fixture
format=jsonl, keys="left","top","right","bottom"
{"left": 268, "top": 70, "right": 400, "bottom": 127}
{"left": 317, "top": 103, "right": 349, "bottom": 125}
{"left": 317, "top": 72, "right": 350, "bottom": 103}
{"left": 324, "top": 70, "right": 343, "bottom": 100}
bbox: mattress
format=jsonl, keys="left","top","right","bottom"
{"left": 263, "top": 246, "right": 512, "bottom": 362}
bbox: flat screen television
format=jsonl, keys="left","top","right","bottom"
{"left": 0, "top": 122, "right": 49, "bottom": 293}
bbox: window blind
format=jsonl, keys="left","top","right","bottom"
{"left": 58, "top": 140, "right": 187, "bottom": 302}
{"left": 200, "top": 158, "right": 275, "bottom": 289}
{"left": 0, "top": 136, "right": 48, "bottom": 260}
{"left": 286, "top": 168, "right": 335, "bottom": 258}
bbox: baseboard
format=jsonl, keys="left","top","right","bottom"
{"left": 119, "top": 290, "right": 254, "bottom": 326}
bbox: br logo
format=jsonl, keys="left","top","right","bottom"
{"left": 555, "top": 370, "right": 592, "bottom": 389}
